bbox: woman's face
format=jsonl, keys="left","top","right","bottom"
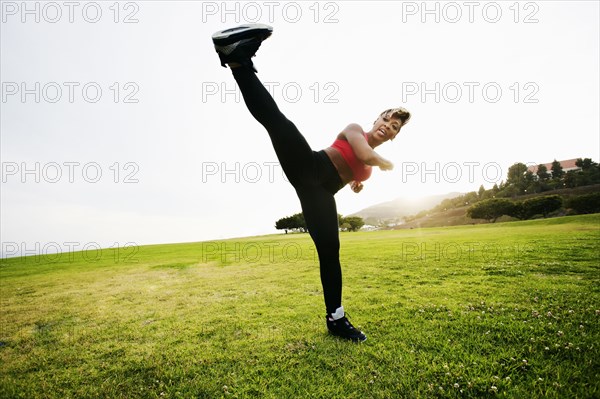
{"left": 371, "top": 113, "right": 403, "bottom": 143}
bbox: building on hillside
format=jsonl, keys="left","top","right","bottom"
{"left": 527, "top": 158, "right": 581, "bottom": 176}
{"left": 360, "top": 224, "right": 379, "bottom": 231}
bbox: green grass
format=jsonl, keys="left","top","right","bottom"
{"left": 1, "top": 214, "right": 599, "bottom": 398}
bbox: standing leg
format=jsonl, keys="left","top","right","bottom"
{"left": 297, "top": 184, "right": 366, "bottom": 342}
{"left": 295, "top": 185, "right": 342, "bottom": 314}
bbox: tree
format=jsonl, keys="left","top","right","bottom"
{"left": 586, "top": 162, "right": 600, "bottom": 185}
{"left": 341, "top": 216, "right": 365, "bottom": 232}
{"left": 519, "top": 195, "right": 563, "bottom": 219}
{"left": 478, "top": 185, "right": 486, "bottom": 198}
{"left": 497, "top": 184, "right": 520, "bottom": 198}
{"left": 551, "top": 160, "right": 564, "bottom": 180}
{"left": 564, "top": 170, "right": 578, "bottom": 188}
{"left": 275, "top": 212, "right": 306, "bottom": 233}
{"left": 528, "top": 165, "right": 550, "bottom": 193}
{"left": 536, "top": 164, "right": 550, "bottom": 181}
{"left": 524, "top": 170, "right": 536, "bottom": 193}
{"left": 463, "top": 191, "right": 479, "bottom": 206}
{"left": 574, "top": 158, "right": 600, "bottom": 187}
{"left": 526, "top": 180, "right": 543, "bottom": 194}
{"left": 507, "top": 201, "right": 527, "bottom": 220}
{"left": 575, "top": 158, "right": 595, "bottom": 170}
{"left": 340, "top": 222, "right": 351, "bottom": 231}
{"left": 294, "top": 213, "right": 307, "bottom": 231}
{"left": 467, "top": 198, "right": 515, "bottom": 223}
{"left": 506, "top": 163, "right": 529, "bottom": 196}
{"left": 275, "top": 215, "right": 293, "bottom": 232}
{"left": 567, "top": 193, "right": 600, "bottom": 214}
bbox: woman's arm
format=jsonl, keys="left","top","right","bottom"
{"left": 341, "top": 124, "right": 394, "bottom": 170}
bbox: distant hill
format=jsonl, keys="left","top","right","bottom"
{"left": 348, "top": 192, "right": 461, "bottom": 225}
{"left": 391, "top": 184, "right": 600, "bottom": 230}
{"left": 392, "top": 205, "right": 493, "bottom": 229}
{"left": 349, "top": 184, "right": 600, "bottom": 230}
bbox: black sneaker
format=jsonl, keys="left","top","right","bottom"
{"left": 326, "top": 315, "right": 367, "bottom": 342}
{"left": 211, "top": 24, "right": 273, "bottom": 71}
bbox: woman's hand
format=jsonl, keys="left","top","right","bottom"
{"left": 350, "top": 181, "right": 364, "bottom": 193}
{"left": 378, "top": 158, "right": 394, "bottom": 171}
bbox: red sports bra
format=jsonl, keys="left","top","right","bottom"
{"left": 330, "top": 133, "right": 372, "bottom": 182}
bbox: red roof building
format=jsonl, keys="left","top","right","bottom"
{"left": 527, "top": 159, "right": 581, "bottom": 175}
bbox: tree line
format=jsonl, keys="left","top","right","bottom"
{"left": 275, "top": 213, "right": 365, "bottom": 233}
{"left": 466, "top": 192, "right": 600, "bottom": 222}
{"left": 401, "top": 157, "right": 600, "bottom": 225}
{"left": 499, "top": 158, "right": 600, "bottom": 197}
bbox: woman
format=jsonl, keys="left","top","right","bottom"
{"left": 212, "top": 24, "right": 410, "bottom": 342}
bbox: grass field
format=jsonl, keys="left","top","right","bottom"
{"left": 1, "top": 214, "right": 599, "bottom": 398}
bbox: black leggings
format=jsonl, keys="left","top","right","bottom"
{"left": 232, "top": 67, "right": 345, "bottom": 314}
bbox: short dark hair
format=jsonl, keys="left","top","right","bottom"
{"left": 379, "top": 107, "right": 411, "bottom": 126}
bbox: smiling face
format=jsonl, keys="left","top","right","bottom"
{"left": 370, "top": 112, "right": 403, "bottom": 144}
{"left": 368, "top": 107, "right": 411, "bottom": 146}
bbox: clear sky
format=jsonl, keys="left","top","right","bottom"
{"left": 1, "top": 1, "right": 599, "bottom": 256}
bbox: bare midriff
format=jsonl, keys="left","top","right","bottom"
{"left": 324, "top": 147, "right": 354, "bottom": 185}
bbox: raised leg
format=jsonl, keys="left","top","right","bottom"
{"left": 231, "top": 67, "right": 316, "bottom": 188}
